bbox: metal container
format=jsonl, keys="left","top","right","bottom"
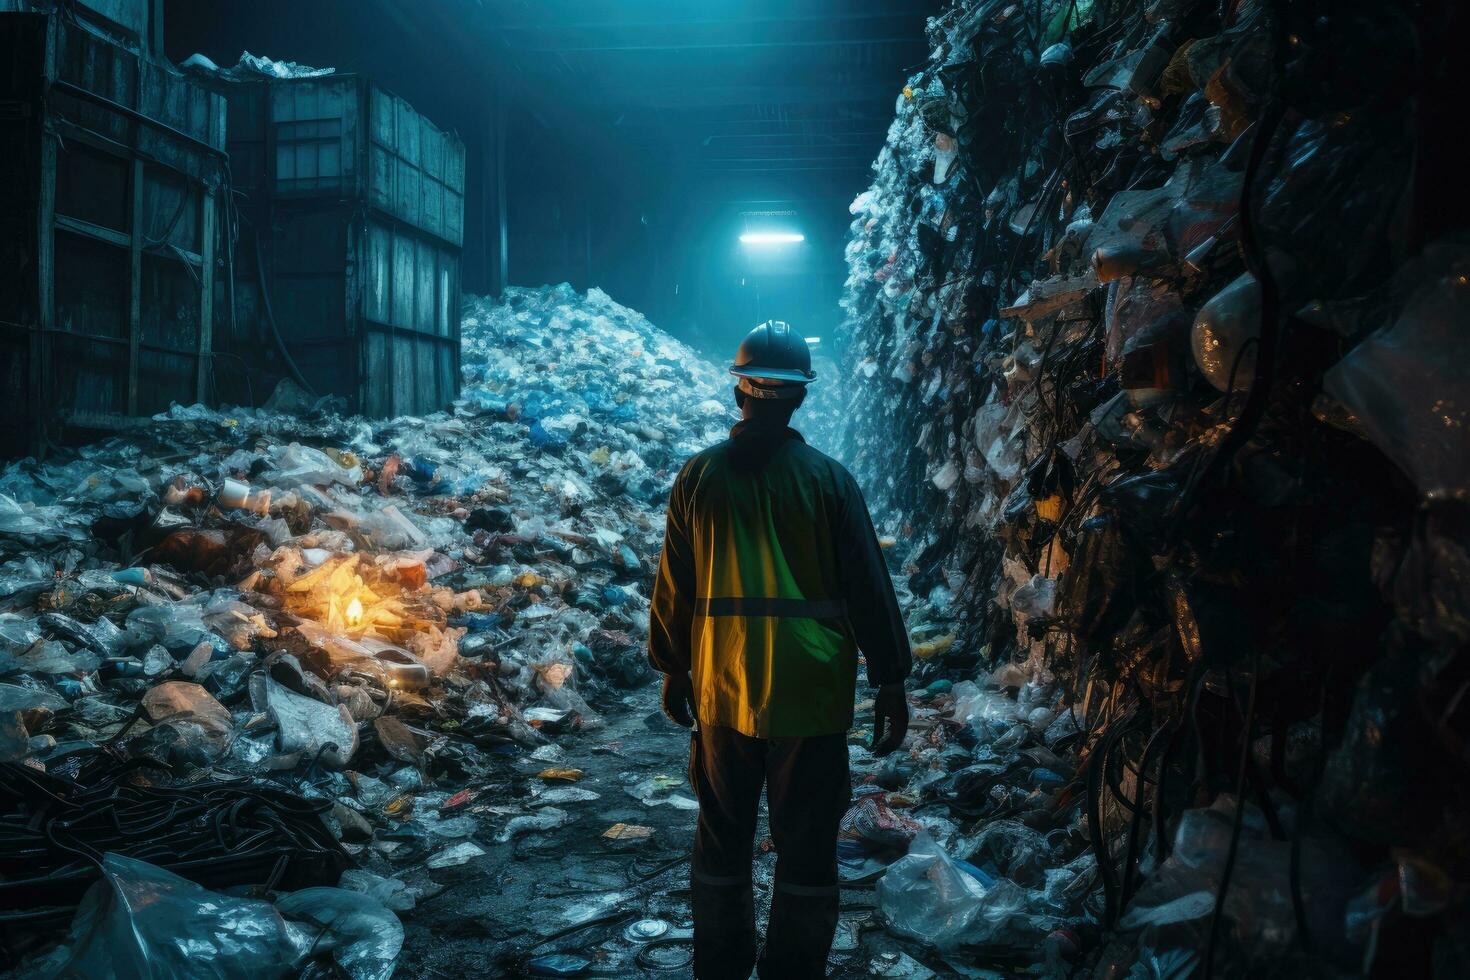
{"left": 0, "top": 8, "right": 226, "bottom": 458}
{"left": 207, "top": 72, "right": 464, "bottom": 417}
{"left": 0, "top": 0, "right": 158, "bottom": 52}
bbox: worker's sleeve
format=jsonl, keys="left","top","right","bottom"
{"left": 835, "top": 472, "right": 912, "bottom": 687}
{"left": 648, "top": 464, "right": 697, "bottom": 676}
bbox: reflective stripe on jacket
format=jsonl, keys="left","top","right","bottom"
{"left": 648, "top": 422, "right": 911, "bottom": 738}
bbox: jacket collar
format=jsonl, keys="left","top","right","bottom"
{"left": 730, "top": 420, "right": 805, "bottom": 443}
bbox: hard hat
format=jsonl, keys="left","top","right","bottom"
{"left": 730, "top": 320, "right": 815, "bottom": 400}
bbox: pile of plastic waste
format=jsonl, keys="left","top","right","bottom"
{"left": 179, "top": 49, "right": 336, "bottom": 80}
{"left": 0, "top": 284, "right": 735, "bottom": 974}
{"left": 837, "top": 0, "right": 1468, "bottom": 975}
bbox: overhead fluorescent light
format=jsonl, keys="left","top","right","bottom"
{"left": 740, "top": 232, "right": 805, "bottom": 245}
{"left": 805, "top": 337, "right": 822, "bottom": 345}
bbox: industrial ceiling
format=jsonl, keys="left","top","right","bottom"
{"left": 453, "top": 0, "right": 936, "bottom": 193}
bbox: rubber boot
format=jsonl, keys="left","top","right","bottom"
{"left": 692, "top": 876, "right": 757, "bottom": 980}
{"left": 757, "top": 883, "right": 840, "bottom": 979}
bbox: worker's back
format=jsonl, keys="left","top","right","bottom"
{"left": 674, "top": 428, "right": 858, "bottom": 737}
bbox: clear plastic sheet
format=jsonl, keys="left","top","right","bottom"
{"left": 45, "top": 853, "right": 297, "bottom": 979}
{"left": 275, "top": 887, "right": 403, "bottom": 980}
{"left": 877, "top": 832, "right": 988, "bottom": 950}
{"left": 1325, "top": 238, "right": 1470, "bottom": 499}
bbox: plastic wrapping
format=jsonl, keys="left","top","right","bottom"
{"left": 139, "top": 682, "right": 234, "bottom": 758}
{"left": 963, "top": 820, "right": 1051, "bottom": 887}
{"left": 1190, "top": 271, "right": 1260, "bottom": 392}
{"left": 275, "top": 887, "right": 403, "bottom": 980}
{"left": 841, "top": 794, "right": 925, "bottom": 852}
{"left": 1324, "top": 238, "right": 1470, "bottom": 499}
{"left": 265, "top": 443, "right": 363, "bottom": 488}
{"left": 877, "top": 832, "right": 987, "bottom": 950}
{"left": 47, "top": 853, "right": 297, "bottom": 979}
{"left": 949, "top": 681, "right": 1019, "bottom": 728}
{"left": 249, "top": 674, "right": 358, "bottom": 768}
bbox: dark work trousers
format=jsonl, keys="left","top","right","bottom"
{"left": 687, "top": 724, "right": 852, "bottom": 980}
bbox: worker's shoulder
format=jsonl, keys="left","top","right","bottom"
{"left": 673, "top": 434, "right": 855, "bottom": 489}
{"left": 672, "top": 439, "right": 734, "bottom": 483}
{"left": 785, "top": 437, "right": 858, "bottom": 488}
{"left": 681, "top": 438, "right": 733, "bottom": 469}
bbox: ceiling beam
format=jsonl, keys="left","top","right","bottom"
{"left": 487, "top": 9, "right": 927, "bottom": 32}
{"left": 585, "top": 83, "right": 903, "bottom": 110}
{"left": 704, "top": 154, "right": 876, "bottom": 164}
{"left": 700, "top": 133, "right": 886, "bottom": 146}
{"left": 522, "top": 36, "right": 920, "bottom": 53}
{"left": 702, "top": 143, "right": 881, "bottom": 158}
{"left": 700, "top": 164, "right": 875, "bottom": 173}
{"left": 611, "top": 113, "right": 892, "bottom": 130}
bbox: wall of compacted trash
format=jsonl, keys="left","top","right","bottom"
{"left": 835, "top": 0, "right": 1469, "bottom": 976}
{"left": 0, "top": 285, "right": 743, "bottom": 977}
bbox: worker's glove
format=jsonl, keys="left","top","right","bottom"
{"left": 870, "top": 682, "right": 909, "bottom": 755}
{"left": 661, "top": 672, "right": 697, "bottom": 728}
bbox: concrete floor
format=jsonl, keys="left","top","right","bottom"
{"left": 394, "top": 682, "right": 953, "bottom": 978}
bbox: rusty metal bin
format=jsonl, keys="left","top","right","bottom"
{"left": 0, "top": 8, "right": 226, "bottom": 458}
{"left": 206, "top": 71, "right": 464, "bottom": 418}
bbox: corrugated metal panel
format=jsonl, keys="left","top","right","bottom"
{"left": 367, "top": 83, "right": 465, "bottom": 246}
{"left": 392, "top": 332, "right": 415, "bottom": 416}
{"left": 76, "top": 0, "right": 147, "bottom": 39}
{"left": 0, "top": 13, "right": 44, "bottom": 457}
{"left": 358, "top": 214, "right": 460, "bottom": 417}
{"left": 0, "top": 1, "right": 149, "bottom": 50}
{"left": 271, "top": 77, "right": 358, "bottom": 198}
{"left": 197, "top": 71, "right": 462, "bottom": 422}
{"left": 361, "top": 329, "right": 389, "bottom": 418}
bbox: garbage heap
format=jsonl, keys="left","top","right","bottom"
{"left": 0, "top": 284, "right": 734, "bottom": 973}
{"left": 840, "top": 0, "right": 1469, "bottom": 974}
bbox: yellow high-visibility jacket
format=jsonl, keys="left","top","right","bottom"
{"left": 649, "top": 422, "right": 911, "bottom": 738}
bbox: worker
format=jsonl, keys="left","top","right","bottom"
{"left": 649, "top": 320, "right": 912, "bottom": 979}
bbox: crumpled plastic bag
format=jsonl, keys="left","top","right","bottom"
{"left": 1085, "top": 155, "right": 1240, "bottom": 281}
{"left": 877, "top": 832, "right": 987, "bottom": 950}
{"left": 42, "top": 852, "right": 297, "bottom": 979}
{"left": 250, "top": 674, "right": 358, "bottom": 769}
{"left": 139, "top": 682, "right": 234, "bottom": 756}
{"left": 337, "top": 869, "right": 416, "bottom": 911}
{"left": 355, "top": 504, "right": 429, "bottom": 549}
{"left": 962, "top": 819, "right": 1052, "bottom": 887}
{"left": 0, "top": 493, "right": 87, "bottom": 545}
{"left": 841, "top": 794, "right": 924, "bottom": 852}
{"left": 949, "top": 680, "right": 1019, "bottom": 728}
{"left": 126, "top": 600, "right": 213, "bottom": 651}
{"left": 1122, "top": 794, "right": 1364, "bottom": 963}
{"left": 1324, "top": 237, "right": 1470, "bottom": 500}
{"left": 265, "top": 443, "right": 362, "bottom": 489}
{"left": 275, "top": 886, "right": 402, "bottom": 980}
{"left": 533, "top": 656, "right": 604, "bottom": 729}
{"left": 1010, "top": 574, "right": 1058, "bottom": 619}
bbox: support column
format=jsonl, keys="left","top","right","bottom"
{"left": 127, "top": 157, "right": 143, "bottom": 416}
{"left": 494, "top": 92, "right": 508, "bottom": 295}
{"left": 197, "top": 186, "right": 215, "bottom": 403}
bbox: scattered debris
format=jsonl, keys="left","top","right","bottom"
{"left": 602, "top": 823, "right": 655, "bottom": 842}
{"left": 0, "top": 285, "right": 734, "bottom": 972}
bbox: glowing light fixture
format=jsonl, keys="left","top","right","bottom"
{"left": 805, "top": 337, "right": 822, "bottom": 345}
{"left": 740, "top": 232, "right": 805, "bottom": 245}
